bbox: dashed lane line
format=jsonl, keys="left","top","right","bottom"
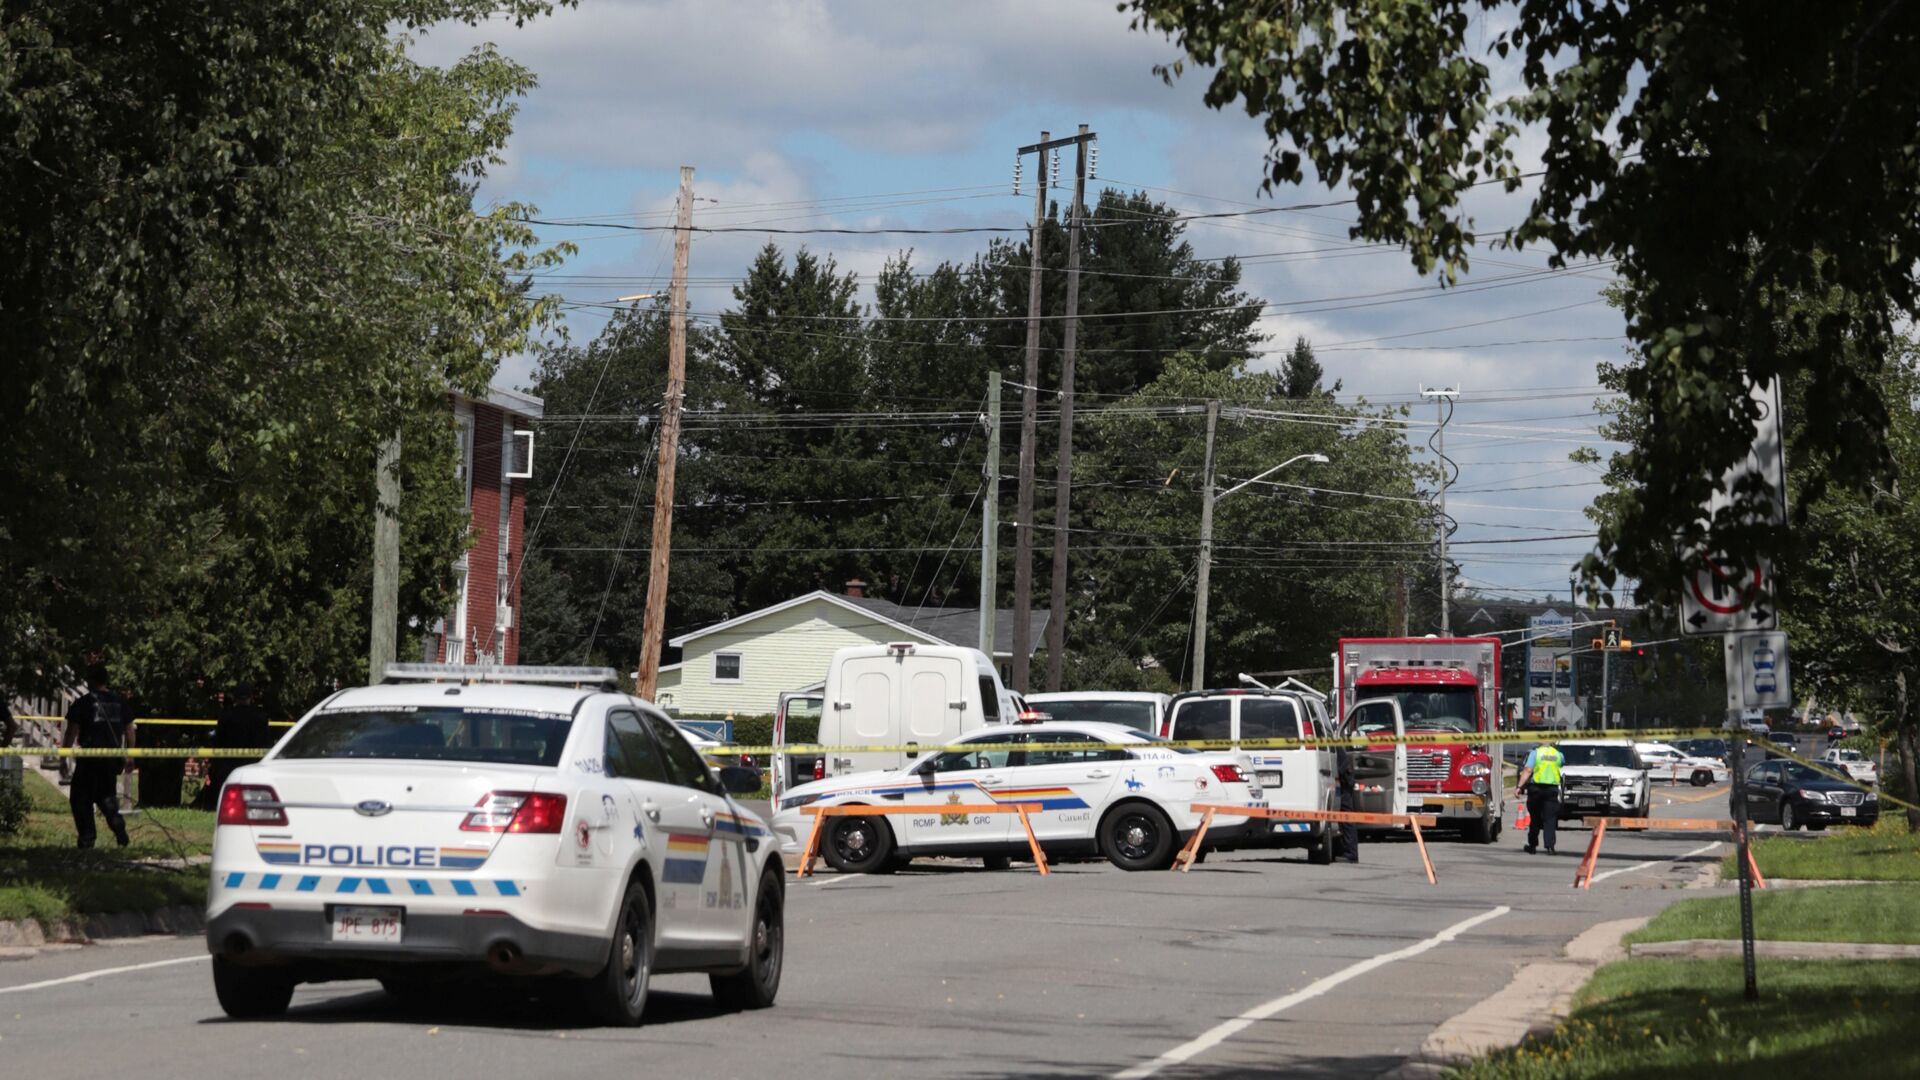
{"left": 1112, "top": 906, "right": 1511, "bottom": 1079}
{"left": 0, "top": 954, "right": 207, "bottom": 996}
{"left": 1588, "top": 840, "right": 1722, "bottom": 885}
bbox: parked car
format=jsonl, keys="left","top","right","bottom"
{"left": 1633, "top": 741, "right": 1728, "bottom": 787}
{"left": 1741, "top": 760, "right": 1879, "bottom": 831}
{"left": 205, "top": 664, "right": 782, "bottom": 1024}
{"left": 770, "top": 720, "right": 1265, "bottom": 872}
{"left": 1555, "top": 740, "right": 1652, "bottom": 820}
{"left": 1163, "top": 689, "right": 1338, "bottom": 860}
{"left": 1673, "top": 737, "right": 1730, "bottom": 765}
{"left": 1819, "top": 747, "right": 1879, "bottom": 785}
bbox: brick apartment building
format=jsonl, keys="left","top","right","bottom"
{"left": 422, "top": 383, "right": 541, "bottom": 666}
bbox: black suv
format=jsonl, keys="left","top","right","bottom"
{"left": 1742, "top": 760, "right": 1879, "bottom": 831}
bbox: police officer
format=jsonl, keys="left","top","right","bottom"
{"left": 1334, "top": 743, "right": 1360, "bottom": 863}
{"left": 1520, "top": 736, "right": 1564, "bottom": 855}
{"left": 60, "top": 662, "right": 136, "bottom": 848}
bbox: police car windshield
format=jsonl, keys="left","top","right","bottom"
{"left": 1559, "top": 744, "right": 1637, "bottom": 769}
{"left": 277, "top": 707, "right": 571, "bottom": 767}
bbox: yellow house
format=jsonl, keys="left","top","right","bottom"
{"left": 652, "top": 582, "right": 1046, "bottom": 717}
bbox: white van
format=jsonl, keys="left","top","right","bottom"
{"left": 1164, "top": 689, "right": 1336, "bottom": 862}
{"left": 819, "top": 642, "right": 1014, "bottom": 779}
{"left": 1024, "top": 691, "right": 1168, "bottom": 734}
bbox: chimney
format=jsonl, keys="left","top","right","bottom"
{"left": 844, "top": 578, "right": 867, "bottom": 599}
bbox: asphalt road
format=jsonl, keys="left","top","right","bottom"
{"left": 0, "top": 784, "right": 1738, "bottom": 1080}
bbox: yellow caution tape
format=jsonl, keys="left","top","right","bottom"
{"left": 15, "top": 715, "right": 293, "bottom": 727}
{"left": 0, "top": 747, "right": 272, "bottom": 758}
{"left": 717, "top": 726, "right": 1737, "bottom": 757}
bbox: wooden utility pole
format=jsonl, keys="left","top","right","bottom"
{"left": 1011, "top": 132, "right": 1048, "bottom": 695}
{"left": 637, "top": 165, "right": 693, "bottom": 699}
{"left": 367, "top": 432, "right": 401, "bottom": 683}
{"left": 1191, "top": 401, "right": 1220, "bottom": 691}
{"left": 1044, "top": 125, "right": 1091, "bottom": 692}
{"left": 978, "top": 372, "right": 1001, "bottom": 656}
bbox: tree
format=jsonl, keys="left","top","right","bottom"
{"left": 1281, "top": 337, "right": 1331, "bottom": 399}
{"left": 1587, "top": 283, "right": 1920, "bottom": 826}
{"left": 1, "top": 4, "right": 567, "bottom": 701}
{"left": 1123, "top": 1, "right": 1920, "bottom": 604}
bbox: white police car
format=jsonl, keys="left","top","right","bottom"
{"left": 205, "top": 665, "right": 782, "bottom": 1025}
{"left": 769, "top": 721, "right": 1264, "bottom": 872}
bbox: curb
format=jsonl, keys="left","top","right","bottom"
{"left": 1380, "top": 916, "right": 1648, "bottom": 1079}
{"left": 1629, "top": 937, "right": 1920, "bottom": 960}
{"left": 0, "top": 905, "right": 203, "bottom": 950}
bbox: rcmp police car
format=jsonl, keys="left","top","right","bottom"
{"left": 770, "top": 720, "right": 1265, "bottom": 872}
{"left": 204, "top": 665, "right": 782, "bottom": 1025}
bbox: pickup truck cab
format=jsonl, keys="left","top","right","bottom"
{"left": 1164, "top": 689, "right": 1336, "bottom": 863}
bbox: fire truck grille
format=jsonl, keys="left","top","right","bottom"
{"left": 1407, "top": 750, "right": 1452, "bottom": 782}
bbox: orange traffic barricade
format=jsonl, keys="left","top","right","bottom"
{"left": 795, "top": 802, "right": 1049, "bottom": 877}
{"left": 1569, "top": 817, "right": 1764, "bottom": 889}
{"left": 1176, "top": 804, "right": 1444, "bottom": 884}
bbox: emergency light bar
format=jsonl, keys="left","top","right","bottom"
{"left": 383, "top": 663, "right": 619, "bottom": 690}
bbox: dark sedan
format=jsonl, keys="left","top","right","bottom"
{"left": 1675, "top": 737, "right": 1730, "bottom": 765}
{"left": 1742, "top": 760, "right": 1880, "bottom": 831}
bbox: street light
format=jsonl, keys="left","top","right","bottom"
{"left": 1192, "top": 452, "right": 1331, "bottom": 691}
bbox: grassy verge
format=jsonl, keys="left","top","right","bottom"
{"left": 0, "top": 770, "right": 212, "bottom": 921}
{"left": 1447, "top": 957, "right": 1920, "bottom": 1079}
{"left": 1723, "top": 816, "right": 1920, "bottom": 881}
{"left": 1625, "top": 883, "right": 1920, "bottom": 946}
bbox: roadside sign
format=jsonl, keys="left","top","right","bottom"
{"left": 1682, "top": 379, "right": 1786, "bottom": 636}
{"left": 1725, "top": 631, "right": 1791, "bottom": 711}
{"left": 1680, "top": 555, "right": 1777, "bottom": 635}
{"left": 1526, "top": 610, "right": 1573, "bottom": 724}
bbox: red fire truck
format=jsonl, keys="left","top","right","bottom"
{"left": 1333, "top": 637, "right": 1504, "bottom": 843}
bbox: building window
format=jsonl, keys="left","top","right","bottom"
{"left": 713, "top": 652, "right": 743, "bottom": 683}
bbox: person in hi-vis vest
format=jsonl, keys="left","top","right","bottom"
{"left": 1519, "top": 739, "right": 1564, "bottom": 855}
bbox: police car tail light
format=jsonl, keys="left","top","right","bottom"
{"left": 217, "top": 784, "right": 287, "bottom": 827}
{"left": 462, "top": 791, "right": 567, "bottom": 834}
{"left": 1209, "top": 764, "right": 1247, "bottom": 785}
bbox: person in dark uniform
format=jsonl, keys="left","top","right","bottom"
{"left": 209, "top": 682, "right": 270, "bottom": 799}
{"left": 1520, "top": 738, "right": 1565, "bottom": 855}
{"left": 1334, "top": 744, "right": 1360, "bottom": 863}
{"left": 60, "top": 662, "right": 136, "bottom": 848}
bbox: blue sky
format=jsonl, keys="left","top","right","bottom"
{"left": 411, "top": 0, "right": 1625, "bottom": 606}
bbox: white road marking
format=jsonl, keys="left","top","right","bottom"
{"left": 1588, "top": 840, "right": 1721, "bottom": 884}
{"left": 0, "top": 954, "right": 207, "bottom": 996}
{"left": 1112, "top": 906, "right": 1510, "bottom": 1079}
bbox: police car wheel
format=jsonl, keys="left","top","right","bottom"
{"left": 1099, "top": 804, "right": 1174, "bottom": 871}
{"left": 982, "top": 854, "right": 1012, "bottom": 871}
{"left": 711, "top": 864, "right": 784, "bottom": 1010}
{"left": 1691, "top": 771, "right": 1712, "bottom": 787}
{"left": 822, "top": 813, "right": 894, "bottom": 874}
{"left": 211, "top": 955, "right": 293, "bottom": 1019}
{"left": 584, "top": 880, "right": 653, "bottom": 1026}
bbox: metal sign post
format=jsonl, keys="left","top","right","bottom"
{"left": 1727, "top": 709, "right": 1760, "bottom": 1002}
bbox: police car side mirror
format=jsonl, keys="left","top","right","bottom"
{"left": 717, "top": 765, "right": 761, "bottom": 795}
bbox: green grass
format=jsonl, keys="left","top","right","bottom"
{"left": 0, "top": 771, "right": 212, "bottom": 921}
{"left": 1626, "top": 884, "right": 1920, "bottom": 946}
{"left": 1723, "top": 816, "right": 1920, "bottom": 881}
{"left": 1447, "top": 957, "right": 1920, "bottom": 1079}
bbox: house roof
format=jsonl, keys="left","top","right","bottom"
{"left": 667, "top": 589, "right": 1049, "bottom": 656}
